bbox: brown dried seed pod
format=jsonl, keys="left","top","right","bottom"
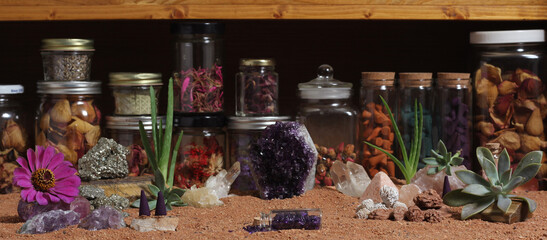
{"left": 476, "top": 121, "right": 495, "bottom": 137}
{"left": 525, "top": 108, "right": 543, "bottom": 136}
{"left": 49, "top": 99, "right": 72, "bottom": 123}
{"left": 498, "top": 80, "right": 518, "bottom": 95}
{"left": 39, "top": 113, "right": 50, "bottom": 131}
{"left": 66, "top": 127, "right": 85, "bottom": 152}
{"left": 2, "top": 120, "right": 26, "bottom": 153}
{"left": 493, "top": 131, "right": 521, "bottom": 150}
{"left": 84, "top": 125, "right": 101, "bottom": 147}
{"left": 68, "top": 117, "right": 94, "bottom": 134}
{"left": 519, "top": 134, "right": 547, "bottom": 153}
{"left": 71, "top": 101, "right": 96, "bottom": 123}
{"left": 476, "top": 78, "right": 498, "bottom": 109}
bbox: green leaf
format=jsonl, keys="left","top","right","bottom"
{"left": 497, "top": 194, "right": 512, "bottom": 213}
{"left": 462, "top": 184, "right": 491, "bottom": 196}
{"left": 476, "top": 147, "right": 496, "bottom": 164}
{"left": 498, "top": 149, "right": 511, "bottom": 179}
{"left": 423, "top": 157, "right": 438, "bottom": 166}
{"left": 461, "top": 196, "right": 496, "bottom": 220}
{"left": 438, "top": 140, "right": 448, "bottom": 158}
{"left": 479, "top": 155, "right": 499, "bottom": 185}
{"left": 131, "top": 199, "right": 140, "bottom": 208}
{"left": 430, "top": 150, "right": 443, "bottom": 161}
{"left": 443, "top": 189, "right": 484, "bottom": 207}
{"left": 148, "top": 184, "right": 160, "bottom": 197}
{"left": 139, "top": 121, "right": 157, "bottom": 172}
{"left": 159, "top": 78, "right": 176, "bottom": 182}
{"left": 168, "top": 130, "right": 183, "bottom": 187}
{"left": 427, "top": 167, "right": 438, "bottom": 175}
{"left": 150, "top": 87, "right": 159, "bottom": 167}
{"left": 172, "top": 201, "right": 188, "bottom": 207}
{"left": 411, "top": 102, "right": 424, "bottom": 176}
{"left": 154, "top": 169, "right": 166, "bottom": 192}
{"left": 512, "top": 164, "right": 541, "bottom": 186}
{"left": 451, "top": 156, "right": 464, "bottom": 166}
{"left": 171, "top": 188, "right": 186, "bottom": 197}
{"left": 379, "top": 96, "right": 408, "bottom": 168}
{"left": 508, "top": 195, "right": 537, "bottom": 213}
{"left": 166, "top": 202, "right": 172, "bottom": 211}
{"left": 148, "top": 199, "right": 157, "bottom": 210}
{"left": 513, "top": 151, "right": 543, "bottom": 177}
{"left": 502, "top": 176, "right": 524, "bottom": 193}
{"left": 167, "top": 192, "right": 182, "bottom": 203}
{"left": 500, "top": 169, "right": 512, "bottom": 185}
{"left": 445, "top": 165, "right": 451, "bottom": 176}
{"left": 455, "top": 170, "right": 490, "bottom": 187}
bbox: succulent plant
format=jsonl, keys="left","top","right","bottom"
{"left": 422, "top": 140, "right": 464, "bottom": 176}
{"left": 443, "top": 147, "right": 542, "bottom": 220}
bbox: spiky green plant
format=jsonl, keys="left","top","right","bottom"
{"left": 364, "top": 96, "right": 423, "bottom": 184}
{"left": 443, "top": 147, "right": 542, "bottom": 220}
{"left": 422, "top": 140, "right": 464, "bottom": 176}
{"left": 131, "top": 78, "right": 186, "bottom": 210}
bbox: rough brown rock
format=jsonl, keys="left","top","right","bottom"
{"left": 424, "top": 209, "right": 444, "bottom": 223}
{"left": 392, "top": 207, "right": 406, "bottom": 221}
{"left": 368, "top": 208, "right": 393, "bottom": 220}
{"left": 405, "top": 206, "right": 424, "bottom": 222}
{"left": 414, "top": 189, "right": 443, "bottom": 209}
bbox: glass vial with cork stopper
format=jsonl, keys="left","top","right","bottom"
{"left": 359, "top": 72, "right": 397, "bottom": 177}
{"left": 235, "top": 59, "right": 279, "bottom": 116}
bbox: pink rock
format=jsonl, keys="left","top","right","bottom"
{"left": 359, "top": 172, "right": 397, "bottom": 203}
{"left": 411, "top": 166, "right": 467, "bottom": 194}
{"left": 70, "top": 196, "right": 91, "bottom": 219}
{"left": 398, "top": 183, "right": 421, "bottom": 207}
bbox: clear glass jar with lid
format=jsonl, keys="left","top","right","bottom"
{"left": 0, "top": 85, "right": 30, "bottom": 193}
{"left": 109, "top": 72, "right": 163, "bottom": 116}
{"left": 296, "top": 64, "right": 358, "bottom": 186}
{"left": 470, "top": 29, "right": 546, "bottom": 176}
{"left": 173, "top": 114, "right": 226, "bottom": 189}
{"left": 236, "top": 59, "right": 279, "bottom": 116}
{"left": 359, "top": 72, "right": 397, "bottom": 177}
{"left": 398, "top": 72, "right": 435, "bottom": 167}
{"left": 227, "top": 116, "right": 290, "bottom": 195}
{"left": 41, "top": 39, "right": 94, "bottom": 81}
{"left": 436, "top": 72, "right": 472, "bottom": 169}
{"left": 106, "top": 115, "right": 165, "bottom": 176}
{"left": 171, "top": 22, "right": 224, "bottom": 114}
{"left": 35, "top": 81, "right": 102, "bottom": 168}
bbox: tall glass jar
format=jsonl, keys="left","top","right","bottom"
{"left": 296, "top": 64, "right": 358, "bottom": 186}
{"left": 235, "top": 59, "right": 279, "bottom": 116}
{"left": 171, "top": 22, "right": 224, "bottom": 114}
{"left": 470, "top": 29, "right": 546, "bottom": 179}
{"left": 0, "top": 85, "right": 30, "bottom": 193}
{"left": 398, "top": 72, "right": 435, "bottom": 168}
{"left": 227, "top": 116, "right": 290, "bottom": 195}
{"left": 36, "top": 81, "right": 102, "bottom": 168}
{"left": 173, "top": 114, "right": 226, "bottom": 189}
{"left": 41, "top": 39, "right": 94, "bottom": 81}
{"left": 109, "top": 72, "right": 163, "bottom": 116}
{"left": 106, "top": 115, "right": 165, "bottom": 176}
{"left": 436, "top": 73, "right": 472, "bottom": 169}
{"left": 359, "top": 72, "right": 397, "bottom": 177}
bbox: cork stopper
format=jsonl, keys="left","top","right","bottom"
{"left": 361, "top": 72, "right": 395, "bottom": 86}
{"left": 437, "top": 72, "right": 470, "bottom": 80}
{"left": 437, "top": 72, "right": 471, "bottom": 88}
{"left": 399, "top": 72, "right": 432, "bottom": 87}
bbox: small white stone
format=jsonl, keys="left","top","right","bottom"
{"left": 356, "top": 199, "right": 375, "bottom": 212}
{"left": 372, "top": 202, "right": 388, "bottom": 211}
{"left": 355, "top": 208, "right": 371, "bottom": 219}
{"left": 392, "top": 201, "right": 408, "bottom": 211}
{"left": 130, "top": 216, "right": 179, "bottom": 232}
{"left": 380, "top": 185, "right": 399, "bottom": 208}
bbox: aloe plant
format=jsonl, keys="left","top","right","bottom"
{"left": 364, "top": 96, "right": 423, "bottom": 184}
{"left": 422, "top": 140, "right": 464, "bottom": 176}
{"left": 443, "top": 147, "right": 542, "bottom": 220}
{"left": 131, "top": 77, "right": 185, "bottom": 210}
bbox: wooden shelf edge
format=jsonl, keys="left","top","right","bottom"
{"left": 0, "top": 5, "right": 545, "bottom": 21}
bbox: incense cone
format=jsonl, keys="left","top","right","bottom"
{"left": 139, "top": 190, "right": 150, "bottom": 216}
{"left": 155, "top": 191, "right": 167, "bottom": 216}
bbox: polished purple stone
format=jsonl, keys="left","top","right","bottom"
{"left": 18, "top": 210, "right": 80, "bottom": 234}
{"left": 17, "top": 199, "right": 70, "bottom": 221}
{"left": 78, "top": 206, "right": 125, "bottom": 231}
{"left": 271, "top": 212, "right": 321, "bottom": 230}
{"left": 70, "top": 196, "right": 91, "bottom": 219}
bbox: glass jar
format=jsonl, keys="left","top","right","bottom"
{"left": 35, "top": 81, "right": 102, "bottom": 168}
{"left": 173, "top": 114, "right": 226, "bottom": 189}
{"left": 471, "top": 30, "right": 546, "bottom": 176}
{"left": 106, "top": 115, "right": 165, "bottom": 176}
{"left": 436, "top": 72, "right": 472, "bottom": 169}
{"left": 296, "top": 64, "right": 358, "bottom": 186}
{"left": 41, "top": 39, "right": 94, "bottom": 81}
{"left": 235, "top": 59, "right": 279, "bottom": 116}
{"left": 0, "top": 85, "right": 30, "bottom": 193}
{"left": 227, "top": 116, "right": 290, "bottom": 194}
{"left": 398, "top": 72, "right": 436, "bottom": 168}
{"left": 109, "top": 72, "right": 163, "bottom": 115}
{"left": 359, "top": 72, "right": 397, "bottom": 177}
{"left": 171, "top": 22, "right": 224, "bottom": 114}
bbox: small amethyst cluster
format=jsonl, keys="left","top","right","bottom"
{"left": 271, "top": 212, "right": 321, "bottom": 230}
{"left": 249, "top": 122, "right": 317, "bottom": 199}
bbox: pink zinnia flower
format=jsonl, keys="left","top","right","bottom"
{"left": 13, "top": 146, "right": 80, "bottom": 205}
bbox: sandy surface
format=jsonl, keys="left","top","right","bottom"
{"left": 0, "top": 188, "right": 546, "bottom": 240}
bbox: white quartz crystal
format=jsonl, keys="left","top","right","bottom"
{"left": 330, "top": 160, "right": 371, "bottom": 197}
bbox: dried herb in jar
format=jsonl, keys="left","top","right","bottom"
{"left": 237, "top": 59, "right": 278, "bottom": 116}
{"left": 315, "top": 142, "right": 356, "bottom": 186}
{"left": 42, "top": 54, "right": 92, "bottom": 81}
{"left": 174, "top": 136, "right": 224, "bottom": 188}
{"left": 360, "top": 102, "right": 396, "bottom": 177}
{"left": 442, "top": 97, "right": 471, "bottom": 169}
{"left": 175, "top": 65, "right": 223, "bottom": 113}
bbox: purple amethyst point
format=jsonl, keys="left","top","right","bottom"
{"left": 442, "top": 175, "right": 451, "bottom": 197}
{"left": 139, "top": 190, "right": 150, "bottom": 216}
{"left": 155, "top": 191, "right": 167, "bottom": 216}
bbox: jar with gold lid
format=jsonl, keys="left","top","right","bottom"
{"left": 236, "top": 58, "right": 279, "bottom": 116}
{"left": 41, "top": 38, "right": 94, "bottom": 81}
{"left": 109, "top": 72, "right": 163, "bottom": 116}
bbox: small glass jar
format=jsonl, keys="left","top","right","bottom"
{"left": 256, "top": 209, "right": 322, "bottom": 231}
{"left": 436, "top": 73, "right": 472, "bottom": 169}
{"left": 470, "top": 29, "right": 546, "bottom": 175}
{"left": 398, "top": 72, "right": 436, "bottom": 167}
{"left": 0, "top": 85, "right": 30, "bottom": 193}
{"left": 109, "top": 72, "right": 163, "bottom": 115}
{"left": 41, "top": 39, "right": 94, "bottom": 81}
{"left": 227, "top": 116, "right": 290, "bottom": 194}
{"left": 236, "top": 59, "right": 279, "bottom": 116}
{"left": 106, "top": 115, "right": 165, "bottom": 176}
{"left": 359, "top": 72, "right": 397, "bottom": 177}
{"left": 173, "top": 114, "right": 226, "bottom": 189}
{"left": 36, "top": 81, "right": 102, "bottom": 168}
{"left": 171, "top": 22, "right": 224, "bottom": 114}
{"left": 297, "top": 64, "right": 358, "bottom": 186}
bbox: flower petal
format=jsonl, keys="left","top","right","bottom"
{"left": 44, "top": 192, "right": 60, "bottom": 203}
{"left": 20, "top": 188, "right": 32, "bottom": 200}
{"left": 49, "top": 190, "right": 75, "bottom": 204}
{"left": 53, "top": 167, "right": 77, "bottom": 180}
{"left": 13, "top": 168, "right": 31, "bottom": 180}
{"left": 41, "top": 146, "right": 55, "bottom": 169}
{"left": 26, "top": 148, "right": 37, "bottom": 172}
{"left": 14, "top": 178, "right": 32, "bottom": 188}
{"left": 50, "top": 186, "right": 79, "bottom": 197}
{"left": 46, "top": 152, "right": 65, "bottom": 170}
{"left": 35, "top": 192, "right": 48, "bottom": 205}
{"left": 16, "top": 157, "right": 30, "bottom": 171}
{"left": 25, "top": 189, "right": 37, "bottom": 203}
{"left": 52, "top": 161, "right": 74, "bottom": 173}
{"left": 57, "top": 176, "right": 81, "bottom": 187}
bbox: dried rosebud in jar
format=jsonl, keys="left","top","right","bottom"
{"left": 236, "top": 59, "right": 279, "bottom": 116}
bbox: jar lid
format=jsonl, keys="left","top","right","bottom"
{"left": 361, "top": 72, "right": 395, "bottom": 86}
{"left": 109, "top": 72, "right": 163, "bottom": 86}
{"left": 37, "top": 81, "right": 101, "bottom": 94}
{"left": 41, "top": 38, "right": 95, "bottom": 51}
{"left": 298, "top": 64, "right": 352, "bottom": 99}
{"left": 239, "top": 59, "right": 275, "bottom": 67}
{"left": 470, "top": 29, "right": 545, "bottom": 44}
{"left": 437, "top": 72, "right": 470, "bottom": 88}
{"left": 399, "top": 72, "right": 433, "bottom": 87}
{"left": 170, "top": 22, "right": 225, "bottom": 35}
{"left": 174, "top": 114, "right": 226, "bottom": 128}
{"left": 0, "top": 85, "right": 24, "bottom": 94}
{"left": 106, "top": 115, "right": 166, "bottom": 130}
{"left": 228, "top": 116, "right": 291, "bottom": 130}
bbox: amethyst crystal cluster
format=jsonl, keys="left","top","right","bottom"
{"left": 249, "top": 122, "right": 317, "bottom": 199}
{"left": 271, "top": 211, "right": 321, "bottom": 230}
